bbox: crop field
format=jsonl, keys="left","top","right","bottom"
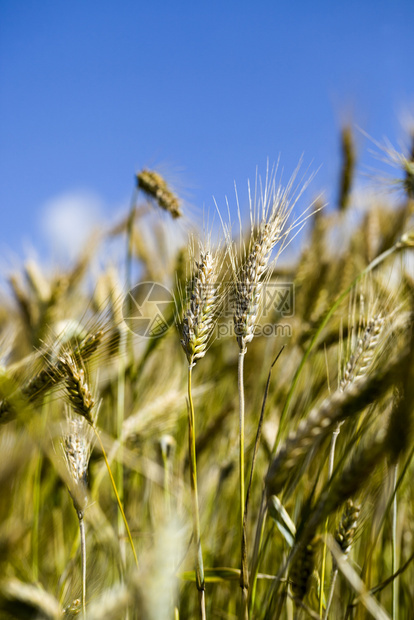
{"left": 0, "top": 128, "right": 414, "bottom": 619}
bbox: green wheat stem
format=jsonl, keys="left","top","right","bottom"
{"left": 238, "top": 348, "right": 249, "bottom": 617}
{"left": 32, "top": 400, "right": 48, "bottom": 582}
{"left": 392, "top": 463, "right": 398, "bottom": 620}
{"left": 187, "top": 364, "right": 206, "bottom": 620}
{"left": 319, "top": 525, "right": 328, "bottom": 618}
{"left": 361, "top": 443, "right": 414, "bottom": 587}
{"left": 32, "top": 450, "right": 42, "bottom": 582}
{"left": 320, "top": 423, "right": 341, "bottom": 617}
{"left": 117, "top": 351, "right": 126, "bottom": 567}
{"left": 93, "top": 428, "right": 139, "bottom": 568}
{"left": 238, "top": 350, "right": 246, "bottom": 536}
{"left": 78, "top": 511, "right": 86, "bottom": 619}
{"left": 324, "top": 568, "right": 339, "bottom": 620}
{"left": 246, "top": 350, "right": 282, "bottom": 616}
{"left": 249, "top": 495, "right": 267, "bottom": 614}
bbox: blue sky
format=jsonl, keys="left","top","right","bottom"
{"left": 0, "top": 1, "right": 413, "bottom": 268}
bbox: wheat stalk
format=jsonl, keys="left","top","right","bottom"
{"left": 59, "top": 351, "right": 139, "bottom": 571}
{"left": 61, "top": 412, "right": 94, "bottom": 618}
{"left": 178, "top": 241, "right": 222, "bottom": 620}
{"left": 225, "top": 164, "right": 316, "bottom": 617}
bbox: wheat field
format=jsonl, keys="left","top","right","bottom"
{"left": 0, "top": 128, "right": 414, "bottom": 619}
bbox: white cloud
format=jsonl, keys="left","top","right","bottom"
{"left": 40, "top": 190, "right": 104, "bottom": 261}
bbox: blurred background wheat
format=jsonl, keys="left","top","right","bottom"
{"left": 0, "top": 127, "right": 414, "bottom": 619}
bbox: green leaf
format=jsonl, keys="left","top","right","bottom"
{"left": 268, "top": 495, "right": 296, "bottom": 548}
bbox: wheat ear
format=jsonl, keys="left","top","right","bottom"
{"left": 62, "top": 413, "right": 94, "bottom": 618}
{"left": 179, "top": 245, "right": 221, "bottom": 620}
{"left": 338, "top": 126, "right": 355, "bottom": 211}
{"left": 265, "top": 352, "right": 405, "bottom": 499}
{"left": 289, "top": 537, "right": 316, "bottom": 603}
{"left": 320, "top": 312, "right": 384, "bottom": 613}
{"left": 324, "top": 500, "right": 360, "bottom": 618}
{"left": 234, "top": 216, "right": 285, "bottom": 614}
{"left": 298, "top": 433, "right": 384, "bottom": 560}
{"left": 233, "top": 193, "right": 291, "bottom": 615}
{"left": 136, "top": 169, "right": 182, "bottom": 218}
{"left": 0, "top": 329, "right": 103, "bottom": 424}
{"left": 229, "top": 167, "right": 316, "bottom": 617}
{"left": 180, "top": 249, "right": 219, "bottom": 368}
{"left": 59, "top": 352, "right": 139, "bottom": 569}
